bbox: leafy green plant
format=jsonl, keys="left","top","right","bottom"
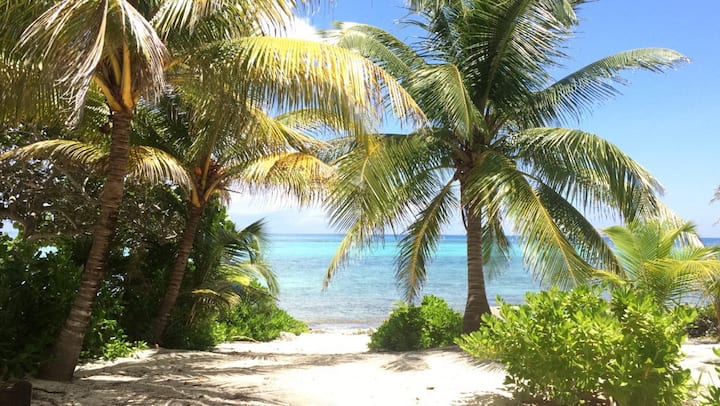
{"left": 686, "top": 304, "right": 720, "bottom": 338}
{"left": 369, "top": 295, "right": 462, "bottom": 351}
{"left": 215, "top": 283, "right": 308, "bottom": 342}
{"left": 81, "top": 318, "right": 148, "bottom": 361}
{"left": 701, "top": 348, "right": 720, "bottom": 405}
{"left": 0, "top": 236, "right": 81, "bottom": 379}
{"left": 457, "top": 286, "right": 695, "bottom": 405}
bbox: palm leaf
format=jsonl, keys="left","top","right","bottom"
{"left": 17, "top": 0, "right": 168, "bottom": 117}
{"left": 513, "top": 127, "right": 663, "bottom": 220}
{"left": 529, "top": 48, "right": 689, "bottom": 125}
{"left": 187, "top": 36, "right": 426, "bottom": 130}
{"left": 396, "top": 178, "right": 458, "bottom": 301}
{"left": 325, "top": 21, "right": 425, "bottom": 82}
{"left": 465, "top": 150, "right": 591, "bottom": 287}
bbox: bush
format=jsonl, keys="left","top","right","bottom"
{"left": 457, "top": 286, "right": 695, "bottom": 405}
{"left": 686, "top": 303, "right": 720, "bottom": 338}
{"left": 163, "top": 283, "right": 308, "bottom": 350}
{"left": 215, "top": 284, "right": 308, "bottom": 342}
{"left": 701, "top": 348, "right": 720, "bottom": 405}
{"left": 369, "top": 295, "right": 462, "bottom": 351}
{"left": 0, "top": 236, "right": 81, "bottom": 379}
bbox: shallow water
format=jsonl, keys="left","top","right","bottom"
{"left": 267, "top": 234, "right": 720, "bottom": 329}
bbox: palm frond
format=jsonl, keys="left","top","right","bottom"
{"left": 325, "top": 21, "right": 425, "bottom": 82}
{"left": 17, "top": 0, "right": 168, "bottom": 117}
{"left": 238, "top": 152, "right": 334, "bottom": 205}
{"left": 396, "top": 178, "right": 458, "bottom": 301}
{"left": 0, "top": 139, "right": 105, "bottom": 167}
{"left": 529, "top": 48, "right": 689, "bottom": 125}
{"left": 535, "top": 183, "right": 619, "bottom": 273}
{"left": 324, "top": 133, "right": 449, "bottom": 286}
{"left": 126, "top": 145, "right": 191, "bottom": 189}
{"left": 188, "top": 36, "right": 426, "bottom": 130}
{"left": 408, "top": 63, "right": 482, "bottom": 139}
{"left": 600, "top": 220, "right": 720, "bottom": 306}
{"left": 465, "top": 151, "right": 592, "bottom": 287}
{"left": 513, "top": 127, "right": 663, "bottom": 221}
{"left": 152, "top": 0, "right": 299, "bottom": 38}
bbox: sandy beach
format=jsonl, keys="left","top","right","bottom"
{"left": 28, "top": 331, "right": 719, "bottom": 406}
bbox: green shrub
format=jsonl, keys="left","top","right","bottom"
{"left": 161, "top": 301, "right": 220, "bottom": 350}
{"left": 369, "top": 295, "right": 462, "bottom": 351}
{"left": 81, "top": 318, "right": 148, "bottom": 361}
{"left": 457, "top": 286, "right": 695, "bottom": 405}
{"left": 163, "top": 283, "right": 307, "bottom": 349}
{"left": 701, "top": 348, "right": 720, "bottom": 405}
{"left": 215, "top": 284, "right": 308, "bottom": 342}
{"left": 687, "top": 303, "right": 720, "bottom": 338}
{"left": 0, "top": 236, "right": 81, "bottom": 379}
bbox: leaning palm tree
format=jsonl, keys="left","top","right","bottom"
{"left": 595, "top": 220, "right": 720, "bottom": 308}
{"left": 131, "top": 94, "right": 344, "bottom": 344}
{"left": 0, "top": 0, "right": 422, "bottom": 380}
{"left": 323, "top": 0, "right": 688, "bottom": 332}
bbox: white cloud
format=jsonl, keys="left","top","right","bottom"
{"left": 258, "top": 13, "right": 322, "bottom": 42}
{"left": 227, "top": 192, "right": 334, "bottom": 234}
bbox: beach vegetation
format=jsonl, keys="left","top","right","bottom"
{"left": 369, "top": 295, "right": 461, "bottom": 351}
{"left": 700, "top": 348, "right": 720, "bottom": 405}
{"left": 214, "top": 281, "right": 309, "bottom": 343}
{"left": 323, "top": 0, "right": 688, "bottom": 333}
{"left": 458, "top": 286, "right": 695, "bottom": 405}
{"left": 1, "top": 0, "right": 423, "bottom": 381}
{"left": 130, "top": 95, "right": 334, "bottom": 345}
{"left": 594, "top": 220, "right": 720, "bottom": 309}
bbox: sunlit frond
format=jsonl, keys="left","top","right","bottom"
{"left": 239, "top": 152, "right": 334, "bottom": 205}
{"left": 152, "top": 0, "right": 299, "bottom": 38}
{"left": 188, "top": 36, "right": 426, "bottom": 130}
{"left": 599, "top": 220, "right": 720, "bottom": 306}
{"left": 17, "top": 0, "right": 168, "bottom": 117}
{"left": 409, "top": 63, "right": 481, "bottom": 139}
{"left": 0, "top": 139, "right": 105, "bottom": 168}
{"left": 127, "top": 145, "right": 191, "bottom": 189}
{"left": 324, "top": 133, "right": 449, "bottom": 286}
{"left": 325, "top": 21, "right": 425, "bottom": 82}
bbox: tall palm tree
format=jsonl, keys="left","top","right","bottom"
{"left": 0, "top": 0, "right": 422, "bottom": 380}
{"left": 323, "top": 0, "right": 688, "bottom": 332}
{"left": 595, "top": 220, "right": 720, "bottom": 308}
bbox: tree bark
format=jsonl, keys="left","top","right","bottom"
{"left": 151, "top": 203, "right": 205, "bottom": 345}
{"left": 462, "top": 204, "right": 492, "bottom": 333}
{"left": 39, "top": 110, "right": 133, "bottom": 381}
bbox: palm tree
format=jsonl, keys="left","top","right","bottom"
{"left": 323, "top": 0, "right": 688, "bottom": 332}
{"left": 0, "top": 0, "right": 422, "bottom": 380}
{"left": 595, "top": 220, "right": 720, "bottom": 308}
{"left": 131, "top": 95, "right": 343, "bottom": 344}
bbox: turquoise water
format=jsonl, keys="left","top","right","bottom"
{"left": 266, "top": 234, "right": 720, "bottom": 330}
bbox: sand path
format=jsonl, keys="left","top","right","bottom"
{"left": 28, "top": 332, "right": 719, "bottom": 406}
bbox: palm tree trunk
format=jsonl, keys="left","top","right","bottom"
{"left": 151, "top": 203, "right": 205, "bottom": 345}
{"left": 463, "top": 205, "right": 492, "bottom": 333}
{"left": 39, "top": 110, "right": 133, "bottom": 381}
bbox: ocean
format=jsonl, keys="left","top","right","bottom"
{"left": 266, "top": 234, "right": 720, "bottom": 330}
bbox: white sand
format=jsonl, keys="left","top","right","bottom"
{"left": 29, "top": 332, "right": 719, "bottom": 406}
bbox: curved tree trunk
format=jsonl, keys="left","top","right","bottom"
{"left": 462, "top": 205, "right": 492, "bottom": 333}
{"left": 39, "top": 110, "right": 133, "bottom": 381}
{"left": 151, "top": 203, "right": 205, "bottom": 345}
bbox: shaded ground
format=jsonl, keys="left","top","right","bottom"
{"left": 28, "top": 332, "right": 719, "bottom": 406}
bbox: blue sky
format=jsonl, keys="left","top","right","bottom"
{"left": 226, "top": 0, "right": 720, "bottom": 238}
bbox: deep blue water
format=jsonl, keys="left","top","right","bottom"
{"left": 266, "top": 234, "right": 720, "bottom": 330}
